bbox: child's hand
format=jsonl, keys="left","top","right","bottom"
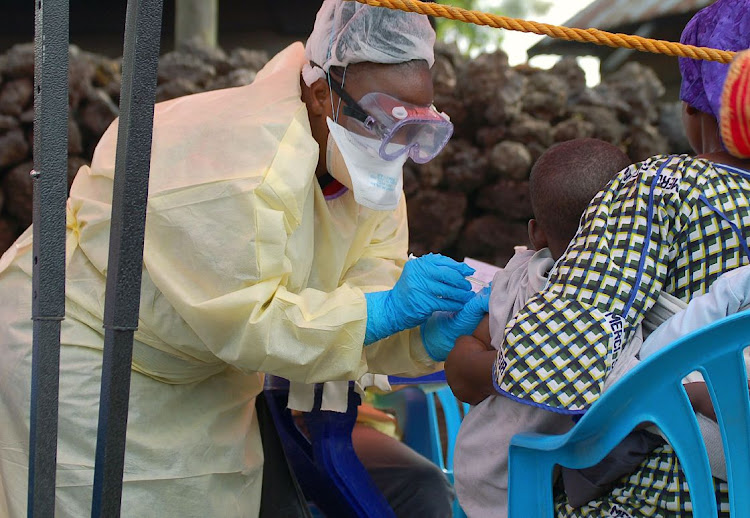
{"left": 445, "top": 335, "right": 498, "bottom": 405}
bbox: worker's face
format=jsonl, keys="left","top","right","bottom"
{"left": 324, "top": 62, "right": 435, "bottom": 147}
{"left": 331, "top": 61, "right": 435, "bottom": 118}
{"left": 304, "top": 61, "right": 434, "bottom": 178}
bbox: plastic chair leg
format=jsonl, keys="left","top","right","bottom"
{"left": 508, "top": 445, "right": 556, "bottom": 518}
{"left": 375, "top": 387, "right": 434, "bottom": 461}
{"left": 452, "top": 498, "right": 467, "bottom": 518}
{"left": 435, "top": 387, "right": 463, "bottom": 470}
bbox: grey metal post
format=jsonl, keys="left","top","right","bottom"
{"left": 175, "top": 0, "right": 218, "bottom": 48}
{"left": 28, "top": 0, "right": 69, "bottom": 516}
{"left": 90, "top": 0, "right": 163, "bottom": 516}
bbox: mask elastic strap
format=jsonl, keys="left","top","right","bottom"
{"left": 327, "top": 67, "right": 347, "bottom": 123}
{"left": 326, "top": 72, "right": 370, "bottom": 124}
{"left": 336, "top": 67, "right": 347, "bottom": 122}
{"left": 309, "top": 60, "right": 345, "bottom": 124}
{"left": 327, "top": 74, "right": 337, "bottom": 123}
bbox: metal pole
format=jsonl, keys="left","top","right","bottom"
{"left": 175, "top": 0, "right": 218, "bottom": 49}
{"left": 90, "top": 0, "right": 163, "bottom": 516}
{"left": 28, "top": 0, "right": 69, "bottom": 515}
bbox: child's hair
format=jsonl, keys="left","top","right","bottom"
{"left": 529, "top": 138, "right": 631, "bottom": 245}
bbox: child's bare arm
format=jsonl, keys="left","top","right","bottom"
{"left": 445, "top": 334, "right": 497, "bottom": 405}
{"left": 471, "top": 315, "right": 492, "bottom": 349}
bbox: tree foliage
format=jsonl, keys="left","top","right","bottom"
{"left": 434, "top": 0, "right": 551, "bottom": 54}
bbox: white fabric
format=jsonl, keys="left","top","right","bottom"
{"left": 641, "top": 291, "right": 690, "bottom": 336}
{"left": 601, "top": 292, "right": 689, "bottom": 391}
{"left": 302, "top": 0, "right": 435, "bottom": 86}
{"left": 599, "top": 291, "right": 686, "bottom": 392}
{"left": 455, "top": 248, "right": 575, "bottom": 518}
{"left": 641, "top": 265, "right": 750, "bottom": 360}
{"left": 327, "top": 118, "right": 407, "bottom": 211}
{"left": 287, "top": 374, "right": 391, "bottom": 413}
{"left": 326, "top": 131, "right": 354, "bottom": 190}
{"left": 635, "top": 265, "right": 750, "bottom": 481}
{"left": 0, "top": 43, "right": 436, "bottom": 518}
{"left": 487, "top": 247, "right": 551, "bottom": 349}
{"left": 697, "top": 412, "right": 728, "bottom": 482}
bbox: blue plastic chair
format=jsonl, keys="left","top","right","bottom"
{"left": 507, "top": 311, "right": 750, "bottom": 518}
{"left": 263, "top": 376, "right": 396, "bottom": 518}
{"left": 382, "top": 373, "right": 470, "bottom": 517}
{"left": 387, "top": 372, "right": 470, "bottom": 470}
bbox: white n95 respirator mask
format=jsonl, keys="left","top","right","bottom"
{"left": 326, "top": 118, "right": 408, "bottom": 211}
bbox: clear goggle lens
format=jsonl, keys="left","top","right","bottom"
{"left": 339, "top": 92, "right": 453, "bottom": 164}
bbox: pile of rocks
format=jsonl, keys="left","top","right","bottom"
{"left": 406, "top": 45, "right": 685, "bottom": 265}
{"left": 0, "top": 41, "right": 684, "bottom": 264}
{"left": 0, "top": 41, "right": 270, "bottom": 253}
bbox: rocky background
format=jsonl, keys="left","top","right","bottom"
{"left": 0, "top": 42, "right": 687, "bottom": 264}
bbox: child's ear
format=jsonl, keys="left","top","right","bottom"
{"left": 528, "top": 219, "right": 548, "bottom": 251}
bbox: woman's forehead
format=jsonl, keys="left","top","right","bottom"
{"left": 346, "top": 63, "right": 434, "bottom": 106}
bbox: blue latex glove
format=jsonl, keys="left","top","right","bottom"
{"left": 421, "top": 287, "right": 491, "bottom": 361}
{"left": 365, "top": 253, "right": 475, "bottom": 345}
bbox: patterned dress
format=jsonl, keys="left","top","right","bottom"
{"left": 492, "top": 154, "right": 750, "bottom": 517}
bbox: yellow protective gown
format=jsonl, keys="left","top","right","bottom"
{"left": 0, "top": 43, "right": 435, "bottom": 518}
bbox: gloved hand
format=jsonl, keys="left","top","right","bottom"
{"left": 421, "top": 286, "right": 491, "bottom": 361}
{"left": 364, "top": 253, "right": 475, "bottom": 345}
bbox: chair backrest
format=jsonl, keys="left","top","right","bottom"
{"left": 385, "top": 371, "right": 469, "bottom": 476}
{"left": 379, "top": 377, "right": 470, "bottom": 518}
{"left": 508, "top": 311, "right": 750, "bottom": 518}
{"left": 426, "top": 386, "right": 469, "bottom": 478}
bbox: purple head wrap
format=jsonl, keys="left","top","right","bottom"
{"left": 680, "top": 0, "right": 750, "bottom": 119}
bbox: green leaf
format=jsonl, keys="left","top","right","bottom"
{"left": 433, "top": 0, "right": 551, "bottom": 54}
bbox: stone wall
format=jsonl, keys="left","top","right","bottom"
{"left": 0, "top": 41, "right": 687, "bottom": 263}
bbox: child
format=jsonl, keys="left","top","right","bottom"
{"left": 448, "top": 142, "right": 750, "bottom": 516}
{"left": 447, "top": 138, "right": 632, "bottom": 518}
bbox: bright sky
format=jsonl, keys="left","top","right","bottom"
{"left": 477, "top": 0, "right": 601, "bottom": 86}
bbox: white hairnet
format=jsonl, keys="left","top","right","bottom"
{"left": 302, "top": 0, "right": 436, "bottom": 86}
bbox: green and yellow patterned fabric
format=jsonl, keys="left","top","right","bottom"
{"left": 492, "top": 154, "right": 750, "bottom": 516}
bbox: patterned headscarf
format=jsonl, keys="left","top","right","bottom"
{"left": 679, "top": 0, "right": 750, "bottom": 119}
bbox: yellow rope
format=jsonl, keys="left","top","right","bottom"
{"left": 349, "top": 0, "right": 736, "bottom": 64}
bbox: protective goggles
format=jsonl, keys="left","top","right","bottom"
{"left": 324, "top": 68, "right": 453, "bottom": 164}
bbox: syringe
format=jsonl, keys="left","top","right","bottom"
{"left": 408, "top": 254, "right": 489, "bottom": 289}
{"left": 466, "top": 276, "right": 489, "bottom": 288}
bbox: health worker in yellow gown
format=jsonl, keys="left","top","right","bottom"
{"left": 0, "top": 1, "right": 489, "bottom": 516}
